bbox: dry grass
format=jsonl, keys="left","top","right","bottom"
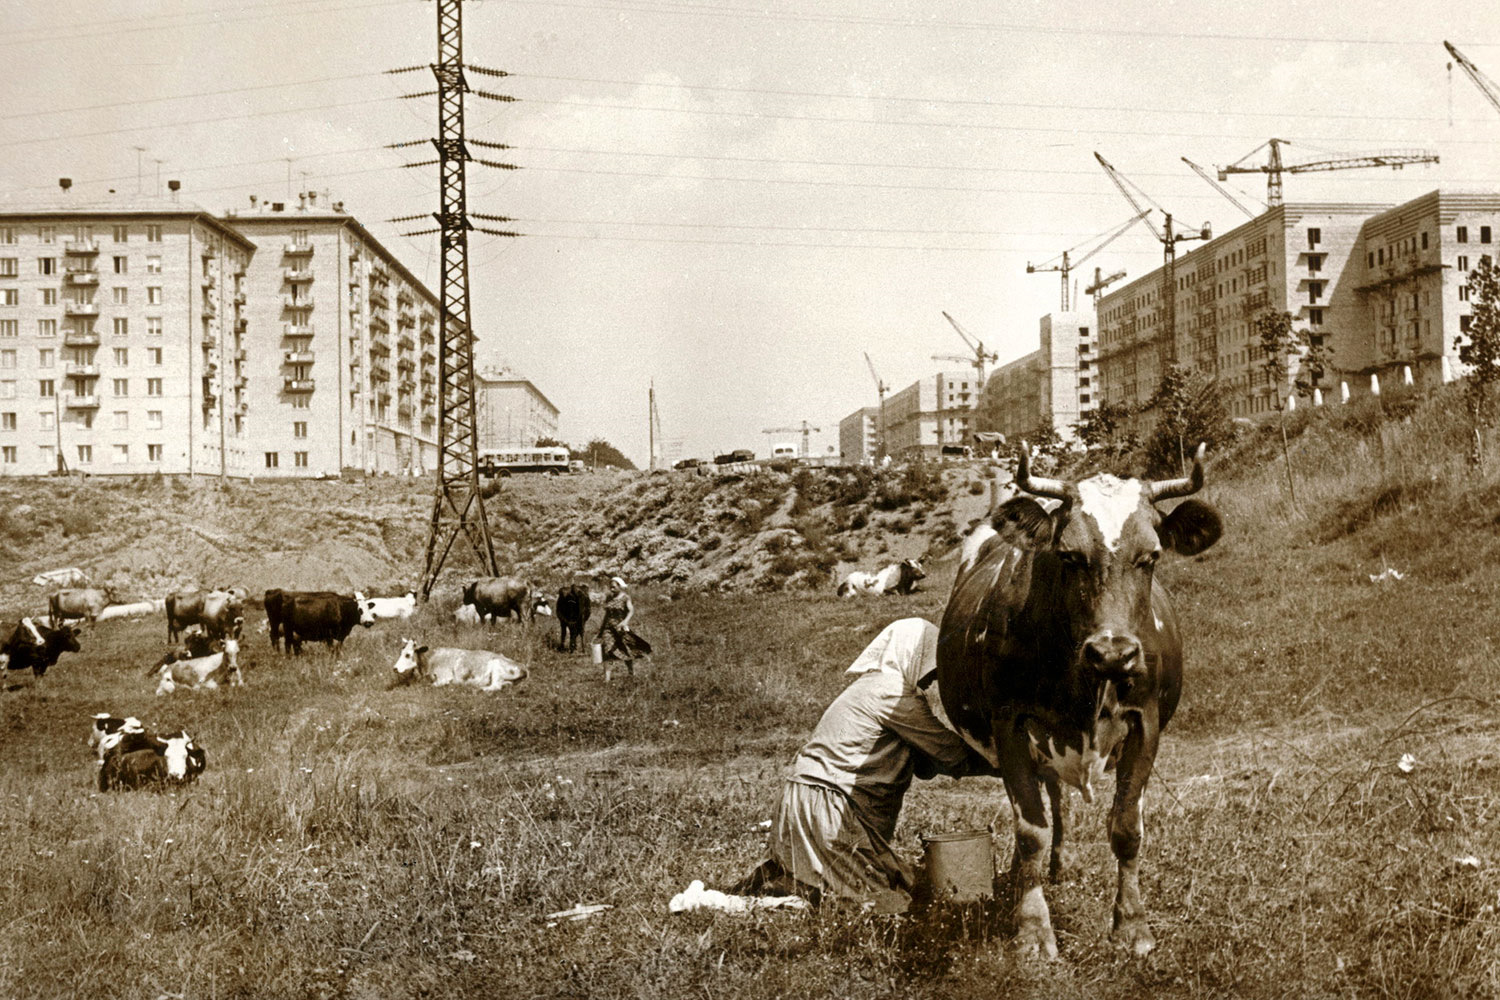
{"left": 3, "top": 387, "right": 1500, "bottom": 997}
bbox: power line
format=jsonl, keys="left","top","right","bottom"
{"left": 0, "top": 0, "right": 414, "bottom": 49}
{"left": 0, "top": 72, "right": 381, "bottom": 124}
{"left": 508, "top": 230, "right": 1164, "bottom": 253}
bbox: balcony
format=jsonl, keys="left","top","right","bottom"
{"left": 234, "top": 348, "right": 248, "bottom": 362}
{"left": 369, "top": 339, "right": 390, "bottom": 358}
{"left": 283, "top": 268, "right": 314, "bottom": 283}
{"left": 284, "top": 349, "right": 315, "bottom": 364}
{"left": 63, "top": 330, "right": 100, "bottom": 347}
{"left": 64, "top": 269, "right": 98, "bottom": 286}
{"left": 396, "top": 358, "right": 415, "bottom": 374}
{"left": 63, "top": 363, "right": 99, "bottom": 378}
{"left": 235, "top": 317, "right": 248, "bottom": 332}
{"left": 64, "top": 302, "right": 99, "bottom": 317}
{"left": 283, "top": 242, "right": 313, "bottom": 256}
{"left": 283, "top": 377, "right": 315, "bottom": 393}
{"left": 370, "top": 361, "right": 390, "bottom": 382}
{"left": 233, "top": 291, "right": 247, "bottom": 305}
{"left": 283, "top": 323, "right": 314, "bottom": 338}
{"left": 202, "top": 334, "right": 217, "bottom": 349}
{"left": 201, "top": 299, "right": 216, "bottom": 318}
{"left": 420, "top": 327, "right": 435, "bottom": 345}
{"left": 236, "top": 402, "right": 249, "bottom": 415}
{"left": 420, "top": 347, "right": 435, "bottom": 365}
{"left": 63, "top": 241, "right": 99, "bottom": 256}
{"left": 201, "top": 273, "right": 216, "bottom": 290}
{"left": 421, "top": 389, "right": 435, "bottom": 406}
{"left": 368, "top": 315, "right": 389, "bottom": 332}
{"left": 282, "top": 295, "right": 313, "bottom": 311}
{"left": 65, "top": 394, "right": 100, "bottom": 410}
{"left": 202, "top": 393, "right": 216, "bottom": 409}
{"left": 397, "top": 333, "right": 414, "bottom": 350}
{"left": 397, "top": 311, "right": 415, "bottom": 328}
{"left": 234, "top": 375, "right": 249, "bottom": 389}
{"left": 368, "top": 289, "right": 389, "bottom": 310}
{"left": 377, "top": 389, "right": 391, "bottom": 405}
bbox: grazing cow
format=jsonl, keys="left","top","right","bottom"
{"left": 153, "top": 638, "right": 242, "bottom": 695}
{"left": 934, "top": 444, "right": 1222, "bottom": 959}
{"left": 1, "top": 618, "right": 82, "bottom": 679}
{"left": 279, "top": 593, "right": 375, "bottom": 655}
{"left": 49, "top": 587, "right": 113, "bottom": 626}
{"left": 165, "top": 589, "right": 244, "bottom": 643}
{"left": 390, "top": 638, "right": 527, "bottom": 692}
{"left": 462, "top": 577, "right": 547, "bottom": 624}
{"left": 265, "top": 589, "right": 336, "bottom": 651}
{"left": 98, "top": 730, "right": 206, "bottom": 791}
{"left": 90, "top": 714, "right": 145, "bottom": 761}
{"left": 556, "top": 584, "right": 593, "bottom": 652}
{"left": 836, "top": 559, "right": 925, "bottom": 597}
{"left": 358, "top": 590, "right": 418, "bottom": 621}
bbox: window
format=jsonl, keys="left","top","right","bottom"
{"left": 291, "top": 395, "right": 310, "bottom": 410}
{"left": 37, "top": 319, "right": 55, "bottom": 338}
{"left": 1308, "top": 281, "right": 1324, "bottom": 303}
{"left": 38, "top": 444, "right": 53, "bottom": 467}
{"left": 291, "top": 229, "right": 309, "bottom": 246}
{"left": 1, "top": 290, "right": 13, "bottom": 307}
{"left": 1460, "top": 285, "right": 1472, "bottom": 302}
{"left": 36, "top": 380, "right": 51, "bottom": 398}
{"left": 1484, "top": 226, "right": 1494, "bottom": 244}
{"left": 147, "top": 287, "right": 161, "bottom": 305}
{"left": 265, "top": 452, "right": 279, "bottom": 469}
{"left": 147, "top": 443, "right": 162, "bottom": 462}
{"left": 112, "top": 378, "right": 128, "bottom": 396}
{"left": 112, "top": 444, "right": 129, "bottom": 464}
{"left": 0, "top": 227, "right": 13, "bottom": 245}
{"left": 112, "top": 287, "right": 127, "bottom": 305}
{"left": 293, "top": 421, "right": 307, "bottom": 438}
{"left": 112, "top": 225, "right": 128, "bottom": 243}
{"left": 0, "top": 349, "right": 14, "bottom": 369}
{"left": 146, "top": 225, "right": 162, "bottom": 242}
{"left": 1, "top": 412, "right": 14, "bottom": 430}
{"left": 38, "top": 348, "right": 53, "bottom": 368}
{"left": 146, "top": 256, "right": 161, "bottom": 274}
{"left": 38, "top": 258, "right": 55, "bottom": 275}
{"left": 294, "top": 451, "right": 309, "bottom": 468}
{"left": 38, "top": 411, "right": 52, "bottom": 431}
{"left": 1457, "top": 226, "right": 1469, "bottom": 243}
{"left": 0, "top": 258, "right": 14, "bottom": 278}
{"left": 41, "top": 288, "right": 57, "bottom": 306}
{"left": 2, "top": 446, "right": 14, "bottom": 464}
{"left": 77, "top": 445, "right": 92, "bottom": 464}
{"left": 1459, "top": 255, "right": 1470, "bottom": 274}
{"left": 1422, "top": 232, "right": 1429, "bottom": 250}
{"left": 147, "top": 317, "right": 162, "bottom": 337}
{"left": 113, "top": 347, "right": 128, "bottom": 366}
{"left": 147, "top": 410, "right": 162, "bottom": 429}
{"left": 112, "top": 256, "right": 127, "bottom": 275}
{"left": 37, "top": 227, "right": 53, "bottom": 243}
{"left": 1307, "top": 228, "right": 1321, "bottom": 248}
{"left": 146, "top": 378, "right": 162, "bottom": 397}
{"left": 0, "top": 320, "right": 14, "bottom": 338}
{"left": 1461, "top": 315, "right": 1473, "bottom": 332}
{"left": 148, "top": 347, "right": 162, "bottom": 365}
{"left": 1366, "top": 252, "right": 1375, "bottom": 268}
{"left": 1308, "top": 308, "right": 1324, "bottom": 325}
{"left": 113, "top": 410, "right": 128, "bottom": 430}
{"left": 112, "top": 318, "right": 128, "bottom": 337}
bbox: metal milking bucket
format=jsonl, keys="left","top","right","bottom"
{"left": 920, "top": 829, "right": 995, "bottom": 902}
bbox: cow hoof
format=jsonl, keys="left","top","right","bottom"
{"left": 1109, "top": 919, "right": 1155, "bottom": 956}
{"left": 1014, "top": 924, "right": 1059, "bottom": 961}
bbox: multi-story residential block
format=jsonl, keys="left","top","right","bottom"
{"left": 0, "top": 197, "right": 254, "bottom": 477}
{"left": 884, "top": 371, "right": 977, "bottom": 459}
{"left": 475, "top": 367, "right": 560, "bottom": 450}
{"left": 224, "top": 193, "right": 441, "bottom": 477}
{"left": 838, "top": 405, "right": 880, "bottom": 464}
{"left": 981, "top": 313, "right": 1097, "bottom": 444}
{"left": 985, "top": 350, "right": 1042, "bottom": 441}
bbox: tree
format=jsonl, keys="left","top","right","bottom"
{"left": 535, "top": 436, "right": 565, "bottom": 448}
{"left": 1254, "top": 310, "right": 1322, "bottom": 509}
{"left": 1457, "top": 255, "right": 1500, "bottom": 469}
{"left": 575, "top": 438, "right": 637, "bottom": 471}
{"left": 1144, "top": 363, "right": 1229, "bottom": 478}
{"left": 1074, "top": 400, "right": 1135, "bottom": 456}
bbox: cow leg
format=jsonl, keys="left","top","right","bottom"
{"left": 998, "top": 739, "right": 1058, "bottom": 960}
{"left": 1107, "top": 720, "right": 1159, "bottom": 956}
{"left": 1044, "top": 773, "right": 1068, "bottom": 884}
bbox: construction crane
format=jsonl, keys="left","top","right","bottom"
{"left": 935, "top": 311, "right": 1000, "bottom": 385}
{"left": 864, "top": 352, "right": 888, "bottom": 461}
{"left": 1026, "top": 209, "right": 1151, "bottom": 311}
{"left": 1084, "top": 266, "right": 1126, "bottom": 309}
{"left": 761, "top": 420, "right": 821, "bottom": 459}
{"left": 1446, "top": 41, "right": 1500, "bottom": 117}
{"left": 1095, "top": 152, "right": 1212, "bottom": 365}
{"left": 1216, "top": 139, "right": 1439, "bottom": 208}
{"left": 1182, "top": 156, "right": 1260, "bottom": 220}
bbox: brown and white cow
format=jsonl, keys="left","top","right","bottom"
{"left": 935, "top": 443, "right": 1221, "bottom": 959}
{"left": 164, "top": 588, "right": 244, "bottom": 643}
{"left": 153, "top": 638, "right": 242, "bottom": 695}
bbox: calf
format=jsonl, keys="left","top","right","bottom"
{"left": 153, "top": 638, "right": 242, "bottom": 695}
{"left": 98, "top": 730, "right": 206, "bottom": 791}
{"left": 556, "top": 584, "right": 592, "bottom": 652}
{"left": 390, "top": 638, "right": 527, "bottom": 692}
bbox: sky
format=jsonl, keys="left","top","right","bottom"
{"left": 3, "top": 0, "right": 1498, "bottom": 466}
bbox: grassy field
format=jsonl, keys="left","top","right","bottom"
{"left": 3, "top": 389, "right": 1500, "bottom": 999}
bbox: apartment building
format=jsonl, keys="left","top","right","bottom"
{"left": 474, "top": 367, "right": 560, "bottom": 450}
{"left": 0, "top": 196, "right": 255, "bottom": 477}
{"left": 838, "top": 405, "right": 880, "bottom": 464}
{"left": 884, "top": 371, "right": 978, "bottom": 459}
{"left": 1096, "top": 202, "right": 1384, "bottom": 420}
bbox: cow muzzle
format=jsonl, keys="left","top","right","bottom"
{"left": 1082, "top": 631, "right": 1142, "bottom": 678}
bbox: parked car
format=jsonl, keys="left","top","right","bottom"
{"left": 714, "top": 449, "right": 756, "bottom": 465}
{"left": 673, "top": 457, "right": 702, "bottom": 470}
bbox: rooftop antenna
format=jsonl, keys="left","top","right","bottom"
{"left": 284, "top": 158, "right": 294, "bottom": 200}
{"left": 152, "top": 158, "right": 164, "bottom": 197}
{"left": 132, "top": 146, "right": 146, "bottom": 194}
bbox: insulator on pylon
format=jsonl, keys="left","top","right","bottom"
{"left": 401, "top": 90, "right": 439, "bottom": 100}
{"left": 475, "top": 160, "right": 519, "bottom": 170}
{"left": 469, "top": 140, "right": 513, "bottom": 150}
{"left": 385, "top": 65, "right": 428, "bottom": 74}
{"left": 471, "top": 213, "right": 515, "bottom": 222}
{"left": 476, "top": 228, "right": 523, "bottom": 238}
{"left": 402, "top": 160, "right": 441, "bottom": 169}
{"left": 387, "top": 214, "right": 430, "bottom": 223}
{"left": 467, "top": 66, "right": 510, "bottom": 78}
{"left": 385, "top": 140, "right": 430, "bottom": 149}
{"left": 401, "top": 228, "right": 441, "bottom": 237}
{"left": 472, "top": 90, "right": 517, "bottom": 102}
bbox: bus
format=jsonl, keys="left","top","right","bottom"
{"left": 478, "top": 446, "right": 571, "bottom": 477}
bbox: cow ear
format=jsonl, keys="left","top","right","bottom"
{"left": 991, "top": 496, "right": 1056, "bottom": 550}
{"left": 1159, "top": 499, "right": 1223, "bottom": 556}
{"left": 416, "top": 645, "right": 429, "bottom": 655}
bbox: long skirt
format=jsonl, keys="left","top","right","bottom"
{"left": 765, "top": 780, "right": 912, "bottom": 912}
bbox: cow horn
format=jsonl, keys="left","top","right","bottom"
{"left": 1148, "top": 442, "right": 1208, "bottom": 501}
{"left": 1015, "top": 441, "right": 1071, "bottom": 500}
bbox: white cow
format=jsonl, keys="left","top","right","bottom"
{"left": 154, "top": 638, "right": 241, "bottom": 695}
{"left": 389, "top": 638, "right": 527, "bottom": 692}
{"left": 836, "top": 558, "right": 925, "bottom": 597}
{"left": 358, "top": 591, "right": 418, "bottom": 620}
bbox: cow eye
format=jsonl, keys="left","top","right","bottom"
{"left": 1135, "top": 550, "right": 1161, "bottom": 568}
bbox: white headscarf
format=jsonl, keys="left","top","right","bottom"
{"left": 610, "top": 576, "right": 628, "bottom": 590}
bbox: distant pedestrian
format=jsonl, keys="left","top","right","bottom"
{"left": 596, "top": 576, "right": 651, "bottom": 680}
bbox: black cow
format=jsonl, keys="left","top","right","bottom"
{"left": 936, "top": 443, "right": 1221, "bottom": 959}
{"left": 556, "top": 584, "right": 592, "bottom": 652}
{"left": 279, "top": 592, "right": 375, "bottom": 655}
{"left": 265, "top": 589, "right": 336, "bottom": 651}
{"left": 1, "top": 618, "right": 82, "bottom": 679}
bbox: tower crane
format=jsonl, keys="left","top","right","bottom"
{"left": 935, "top": 311, "right": 1000, "bottom": 385}
{"left": 864, "top": 352, "right": 888, "bottom": 460}
{"left": 1095, "top": 152, "right": 1212, "bottom": 364}
{"left": 1026, "top": 209, "right": 1151, "bottom": 311}
{"left": 1445, "top": 41, "right": 1500, "bottom": 117}
{"left": 1084, "top": 266, "right": 1127, "bottom": 309}
{"left": 1181, "top": 157, "right": 1260, "bottom": 220}
{"left": 1216, "top": 139, "right": 1439, "bottom": 208}
{"left": 761, "top": 420, "right": 821, "bottom": 459}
